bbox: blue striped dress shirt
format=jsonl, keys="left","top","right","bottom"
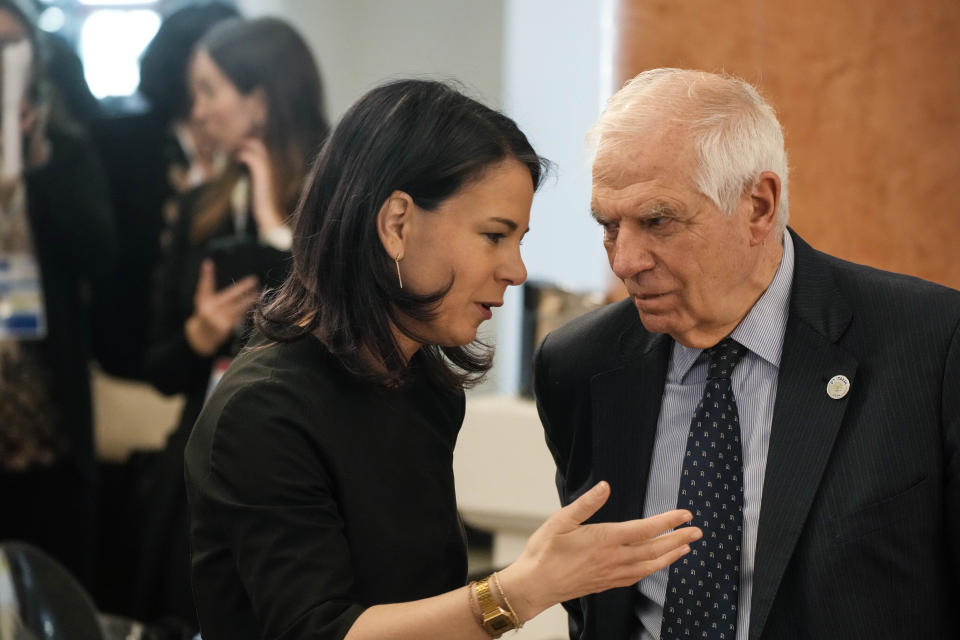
{"left": 634, "top": 231, "right": 795, "bottom": 640}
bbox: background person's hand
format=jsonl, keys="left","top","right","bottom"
{"left": 235, "top": 137, "right": 286, "bottom": 238}
{"left": 497, "top": 481, "right": 701, "bottom": 623}
{"left": 184, "top": 259, "right": 260, "bottom": 356}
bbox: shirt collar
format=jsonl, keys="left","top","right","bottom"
{"left": 670, "top": 230, "right": 794, "bottom": 380}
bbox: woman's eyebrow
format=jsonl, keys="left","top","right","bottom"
{"left": 488, "top": 216, "right": 526, "bottom": 233}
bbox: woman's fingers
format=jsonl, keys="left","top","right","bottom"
{"left": 195, "top": 259, "right": 217, "bottom": 299}
{"left": 629, "top": 538, "right": 694, "bottom": 581}
{"left": 234, "top": 287, "right": 262, "bottom": 315}
{"left": 542, "top": 481, "right": 611, "bottom": 534}
{"left": 236, "top": 138, "right": 270, "bottom": 173}
{"left": 586, "top": 524, "right": 700, "bottom": 589}
{"left": 196, "top": 274, "right": 259, "bottom": 328}
{"left": 516, "top": 495, "right": 704, "bottom": 609}
{"left": 218, "top": 275, "right": 260, "bottom": 302}
{"left": 221, "top": 285, "right": 260, "bottom": 323}
{"left": 626, "top": 524, "right": 701, "bottom": 559}
{"left": 602, "top": 509, "right": 694, "bottom": 546}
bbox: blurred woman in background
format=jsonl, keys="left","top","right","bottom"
{"left": 139, "top": 16, "right": 329, "bottom": 631}
{"left": 92, "top": 1, "right": 239, "bottom": 379}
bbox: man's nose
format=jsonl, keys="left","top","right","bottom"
{"left": 609, "top": 227, "right": 655, "bottom": 280}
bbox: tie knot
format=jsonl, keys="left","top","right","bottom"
{"left": 706, "top": 338, "right": 747, "bottom": 380}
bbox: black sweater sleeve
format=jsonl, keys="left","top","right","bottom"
{"left": 143, "top": 193, "right": 214, "bottom": 395}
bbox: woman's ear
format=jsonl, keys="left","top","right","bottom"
{"left": 376, "top": 190, "right": 415, "bottom": 260}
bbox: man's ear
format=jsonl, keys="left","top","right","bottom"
{"left": 376, "top": 190, "right": 415, "bottom": 260}
{"left": 747, "top": 171, "right": 781, "bottom": 245}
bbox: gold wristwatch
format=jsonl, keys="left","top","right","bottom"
{"left": 475, "top": 577, "right": 518, "bottom": 637}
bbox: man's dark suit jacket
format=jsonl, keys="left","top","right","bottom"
{"left": 534, "top": 230, "right": 960, "bottom": 639}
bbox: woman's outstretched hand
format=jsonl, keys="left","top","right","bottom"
{"left": 497, "top": 481, "right": 701, "bottom": 623}
{"left": 344, "top": 481, "right": 699, "bottom": 640}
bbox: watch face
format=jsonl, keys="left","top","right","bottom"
{"left": 484, "top": 612, "right": 513, "bottom": 633}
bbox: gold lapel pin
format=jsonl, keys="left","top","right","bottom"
{"left": 826, "top": 374, "right": 851, "bottom": 400}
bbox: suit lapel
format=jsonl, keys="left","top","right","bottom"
{"left": 586, "top": 320, "right": 671, "bottom": 638}
{"left": 590, "top": 324, "right": 671, "bottom": 523}
{"left": 749, "top": 232, "right": 858, "bottom": 639}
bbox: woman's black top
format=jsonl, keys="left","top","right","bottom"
{"left": 184, "top": 333, "right": 468, "bottom": 640}
{"left": 139, "top": 185, "right": 286, "bottom": 627}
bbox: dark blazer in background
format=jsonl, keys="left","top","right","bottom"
{"left": 90, "top": 104, "right": 174, "bottom": 380}
{"left": 534, "top": 229, "right": 960, "bottom": 639}
{"left": 1, "top": 128, "right": 116, "bottom": 589}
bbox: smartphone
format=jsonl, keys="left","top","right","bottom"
{"left": 206, "top": 237, "right": 290, "bottom": 291}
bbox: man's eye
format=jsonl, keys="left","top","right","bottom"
{"left": 600, "top": 221, "right": 619, "bottom": 238}
{"left": 646, "top": 216, "right": 669, "bottom": 229}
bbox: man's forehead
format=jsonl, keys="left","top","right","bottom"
{"left": 591, "top": 131, "right": 697, "bottom": 192}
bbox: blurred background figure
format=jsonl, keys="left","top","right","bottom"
{"left": 0, "top": 0, "right": 114, "bottom": 595}
{"left": 92, "top": 0, "right": 239, "bottom": 381}
{"left": 139, "top": 1, "right": 239, "bottom": 194}
{"left": 138, "top": 15, "right": 329, "bottom": 633}
{"left": 85, "top": 2, "right": 240, "bottom": 624}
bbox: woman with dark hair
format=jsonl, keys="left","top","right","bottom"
{"left": 139, "top": 16, "right": 329, "bottom": 630}
{"left": 92, "top": 1, "right": 239, "bottom": 379}
{"left": 184, "top": 79, "right": 700, "bottom": 640}
{"left": 139, "top": 1, "right": 240, "bottom": 128}
{"left": 148, "top": 15, "right": 329, "bottom": 396}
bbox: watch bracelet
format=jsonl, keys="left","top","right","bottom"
{"left": 474, "top": 576, "right": 518, "bottom": 638}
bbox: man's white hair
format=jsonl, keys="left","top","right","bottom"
{"left": 588, "top": 68, "right": 790, "bottom": 230}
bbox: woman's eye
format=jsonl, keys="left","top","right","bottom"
{"left": 484, "top": 233, "right": 505, "bottom": 245}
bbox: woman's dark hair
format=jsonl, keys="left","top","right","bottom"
{"left": 190, "top": 16, "right": 330, "bottom": 241}
{"left": 256, "top": 79, "right": 547, "bottom": 390}
{"left": 139, "top": 1, "right": 239, "bottom": 122}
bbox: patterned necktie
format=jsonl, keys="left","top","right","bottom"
{"left": 661, "top": 337, "right": 748, "bottom": 640}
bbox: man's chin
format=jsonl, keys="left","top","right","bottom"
{"left": 633, "top": 307, "right": 684, "bottom": 336}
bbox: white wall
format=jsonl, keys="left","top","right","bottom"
{"left": 503, "top": 0, "right": 610, "bottom": 294}
{"left": 237, "top": 0, "right": 504, "bottom": 118}
{"left": 495, "top": 0, "right": 611, "bottom": 393}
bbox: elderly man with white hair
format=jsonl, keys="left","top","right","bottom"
{"left": 534, "top": 68, "right": 960, "bottom": 640}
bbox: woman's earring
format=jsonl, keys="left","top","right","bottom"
{"left": 395, "top": 253, "right": 403, "bottom": 289}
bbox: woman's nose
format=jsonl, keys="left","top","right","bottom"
{"left": 499, "top": 247, "right": 527, "bottom": 286}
